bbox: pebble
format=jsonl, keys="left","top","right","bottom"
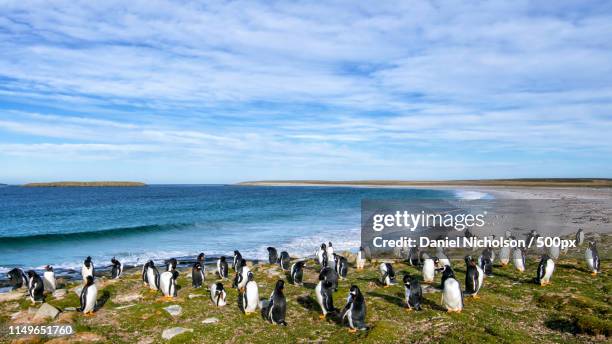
{"left": 163, "top": 304, "right": 182, "bottom": 316}
{"left": 202, "top": 317, "right": 219, "bottom": 324}
{"left": 161, "top": 327, "right": 192, "bottom": 340}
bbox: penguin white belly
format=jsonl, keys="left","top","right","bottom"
{"left": 82, "top": 266, "right": 93, "bottom": 281}
{"left": 317, "top": 250, "right": 325, "bottom": 265}
{"left": 442, "top": 279, "right": 462, "bottom": 311}
{"left": 585, "top": 249, "right": 595, "bottom": 271}
{"left": 404, "top": 287, "right": 411, "bottom": 305}
{"left": 423, "top": 260, "right": 435, "bottom": 282}
{"left": 237, "top": 266, "right": 251, "bottom": 290}
{"left": 147, "top": 269, "right": 158, "bottom": 290}
{"left": 244, "top": 282, "right": 259, "bottom": 312}
{"left": 159, "top": 272, "right": 172, "bottom": 296}
{"left": 343, "top": 303, "right": 354, "bottom": 328}
{"left": 476, "top": 265, "right": 484, "bottom": 293}
{"left": 356, "top": 252, "right": 365, "bottom": 269}
{"left": 315, "top": 282, "right": 326, "bottom": 314}
{"left": 542, "top": 259, "right": 554, "bottom": 283}
{"left": 499, "top": 247, "right": 510, "bottom": 265}
{"left": 513, "top": 250, "right": 524, "bottom": 271}
{"left": 43, "top": 271, "right": 56, "bottom": 292}
{"left": 83, "top": 285, "right": 98, "bottom": 313}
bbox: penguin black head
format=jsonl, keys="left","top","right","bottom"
{"left": 442, "top": 265, "right": 455, "bottom": 279}
{"left": 267, "top": 247, "right": 275, "bottom": 252}
{"left": 215, "top": 282, "right": 224, "bottom": 291}
{"left": 148, "top": 260, "right": 155, "bottom": 267}
{"left": 45, "top": 265, "right": 53, "bottom": 272}
{"left": 111, "top": 257, "right": 118, "bottom": 265}
{"left": 589, "top": 241, "right": 597, "bottom": 249}
{"left": 247, "top": 271, "right": 254, "bottom": 282}
{"left": 359, "top": 246, "right": 364, "bottom": 252}
{"left": 197, "top": 253, "right": 205, "bottom": 262}
{"left": 84, "top": 256, "right": 92, "bottom": 267}
{"left": 275, "top": 280, "right": 285, "bottom": 292}
{"left": 321, "top": 243, "right": 326, "bottom": 250}
{"left": 85, "top": 275, "right": 94, "bottom": 286}
{"left": 295, "top": 261, "right": 305, "bottom": 269}
{"left": 432, "top": 256, "right": 440, "bottom": 266}
{"left": 349, "top": 285, "right": 361, "bottom": 297}
{"left": 541, "top": 254, "right": 550, "bottom": 261}
{"left": 240, "top": 259, "right": 247, "bottom": 267}
{"left": 171, "top": 270, "right": 179, "bottom": 280}
{"left": 220, "top": 256, "right": 226, "bottom": 262}
{"left": 27, "top": 270, "right": 36, "bottom": 278}
{"left": 234, "top": 250, "right": 240, "bottom": 256}
{"left": 328, "top": 242, "right": 333, "bottom": 247}
{"left": 403, "top": 274, "right": 411, "bottom": 286}
{"left": 464, "top": 255, "right": 472, "bottom": 265}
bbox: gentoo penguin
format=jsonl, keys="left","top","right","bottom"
{"left": 403, "top": 274, "right": 422, "bottom": 311}
{"left": 576, "top": 228, "right": 585, "bottom": 246}
{"left": 142, "top": 260, "right": 151, "bottom": 286}
{"left": 341, "top": 285, "right": 367, "bottom": 332}
{"left": 326, "top": 242, "right": 335, "bottom": 264}
{"left": 210, "top": 282, "right": 227, "bottom": 307}
{"left": 290, "top": 261, "right": 305, "bottom": 286}
{"left": 279, "top": 251, "right": 290, "bottom": 271}
{"left": 159, "top": 270, "right": 179, "bottom": 299}
{"left": 335, "top": 254, "right": 348, "bottom": 280}
{"left": 217, "top": 256, "right": 229, "bottom": 280}
{"left": 422, "top": 256, "right": 440, "bottom": 283}
{"left": 27, "top": 270, "right": 44, "bottom": 303}
{"left": 267, "top": 247, "right": 278, "bottom": 264}
{"left": 536, "top": 254, "right": 555, "bottom": 286}
{"left": 8, "top": 268, "right": 28, "bottom": 289}
{"left": 43, "top": 265, "right": 56, "bottom": 292}
{"left": 319, "top": 266, "right": 339, "bottom": 292}
{"left": 233, "top": 250, "right": 242, "bottom": 271}
{"left": 145, "top": 260, "right": 160, "bottom": 290}
{"left": 356, "top": 247, "right": 366, "bottom": 270}
{"left": 262, "top": 280, "right": 287, "bottom": 326}
{"left": 585, "top": 241, "right": 600, "bottom": 276}
{"left": 166, "top": 258, "right": 177, "bottom": 272}
{"left": 233, "top": 258, "right": 251, "bottom": 291}
{"left": 479, "top": 248, "right": 493, "bottom": 276}
{"left": 513, "top": 248, "right": 526, "bottom": 273}
{"left": 111, "top": 257, "right": 123, "bottom": 279}
{"left": 315, "top": 280, "right": 336, "bottom": 319}
{"left": 441, "top": 266, "right": 463, "bottom": 313}
{"left": 436, "top": 247, "right": 451, "bottom": 267}
{"left": 79, "top": 275, "right": 97, "bottom": 315}
{"left": 192, "top": 262, "right": 205, "bottom": 288}
{"left": 379, "top": 263, "right": 396, "bottom": 287}
{"left": 464, "top": 256, "right": 483, "bottom": 298}
{"left": 243, "top": 271, "right": 259, "bottom": 313}
{"left": 548, "top": 244, "right": 560, "bottom": 261}
{"left": 317, "top": 244, "right": 327, "bottom": 267}
{"left": 81, "top": 256, "right": 94, "bottom": 283}
{"left": 499, "top": 245, "right": 511, "bottom": 266}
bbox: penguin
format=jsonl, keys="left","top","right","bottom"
{"left": 233, "top": 258, "right": 251, "bottom": 291}
{"left": 335, "top": 254, "right": 348, "bottom": 280}
{"left": 341, "top": 285, "right": 367, "bottom": 332}
{"left": 197, "top": 252, "right": 205, "bottom": 264}
{"left": 142, "top": 260, "right": 151, "bottom": 286}
{"left": 422, "top": 256, "right": 439, "bottom": 283}
{"left": 81, "top": 256, "right": 94, "bottom": 283}
{"left": 317, "top": 244, "right": 327, "bottom": 266}
{"left": 318, "top": 266, "right": 339, "bottom": 292}
{"left": 145, "top": 260, "right": 160, "bottom": 290}
{"left": 262, "top": 280, "right": 287, "bottom": 326}
{"left": 192, "top": 262, "right": 205, "bottom": 288}
{"left": 315, "top": 280, "right": 336, "bottom": 319}
{"left": 233, "top": 250, "right": 242, "bottom": 271}
{"left": 379, "top": 262, "right": 396, "bottom": 287}
{"left": 436, "top": 247, "right": 451, "bottom": 267}
{"left": 79, "top": 275, "right": 97, "bottom": 315}
{"left": 356, "top": 246, "right": 366, "bottom": 270}
{"left": 217, "top": 256, "right": 229, "bottom": 280}
{"left": 159, "top": 270, "right": 179, "bottom": 299}
{"left": 290, "top": 261, "right": 305, "bottom": 286}
{"left": 499, "top": 245, "right": 511, "bottom": 266}
{"left": 279, "top": 251, "right": 290, "bottom": 271}
{"left": 166, "top": 258, "right": 177, "bottom": 272}
{"left": 585, "top": 241, "right": 600, "bottom": 276}
{"left": 267, "top": 247, "right": 278, "bottom": 265}
{"left": 464, "top": 256, "right": 483, "bottom": 298}
{"left": 27, "top": 270, "right": 44, "bottom": 304}
{"left": 576, "top": 228, "right": 584, "bottom": 246}
{"left": 7, "top": 268, "right": 28, "bottom": 289}
{"left": 408, "top": 246, "right": 421, "bottom": 266}
{"left": 403, "top": 274, "right": 422, "bottom": 311}
{"left": 478, "top": 248, "right": 493, "bottom": 276}
{"left": 111, "top": 257, "right": 123, "bottom": 279}
{"left": 243, "top": 271, "right": 259, "bottom": 313}
{"left": 441, "top": 266, "right": 463, "bottom": 313}
{"left": 536, "top": 254, "right": 555, "bottom": 286}
{"left": 42, "top": 265, "right": 56, "bottom": 292}
{"left": 548, "top": 244, "right": 560, "bottom": 261}
{"left": 326, "top": 242, "right": 334, "bottom": 264}
{"left": 210, "top": 282, "right": 227, "bottom": 307}
{"left": 513, "top": 248, "right": 526, "bottom": 272}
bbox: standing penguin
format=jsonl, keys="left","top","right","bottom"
{"left": 576, "top": 228, "right": 585, "bottom": 246}
{"left": 262, "top": 280, "right": 287, "bottom": 326}
{"left": 267, "top": 247, "right": 278, "bottom": 264}
{"left": 441, "top": 266, "right": 463, "bottom": 313}
{"left": 341, "top": 285, "right": 367, "bottom": 332}
{"left": 43, "top": 265, "right": 56, "bottom": 292}
{"left": 279, "top": 251, "right": 290, "bottom": 271}
{"left": 111, "top": 257, "right": 123, "bottom": 279}
{"left": 379, "top": 263, "right": 396, "bottom": 287}
{"left": 145, "top": 260, "right": 160, "bottom": 290}
{"left": 317, "top": 244, "right": 327, "bottom": 267}
{"left": 79, "top": 275, "right": 97, "bottom": 315}
{"left": 233, "top": 259, "right": 251, "bottom": 291}
{"left": 7, "top": 268, "right": 28, "bottom": 289}
{"left": 290, "top": 261, "right": 305, "bottom": 286}
{"left": 27, "top": 270, "right": 44, "bottom": 304}
{"left": 192, "top": 262, "right": 205, "bottom": 288}
{"left": 479, "top": 248, "right": 493, "bottom": 276}
{"left": 159, "top": 270, "right": 179, "bottom": 299}
{"left": 243, "top": 271, "right": 259, "bottom": 314}
{"left": 210, "top": 282, "right": 227, "bottom": 307}
{"left": 233, "top": 251, "right": 242, "bottom": 271}
{"left": 319, "top": 266, "right": 339, "bottom": 292}
{"left": 315, "top": 280, "right": 336, "bottom": 319}
{"left": 548, "top": 244, "right": 560, "bottom": 261}
{"left": 166, "top": 258, "right": 177, "bottom": 272}
{"left": 464, "top": 256, "right": 483, "bottom": 298}
{"left": 81, "top": 256, "right": 94, "bottom": 284}
{"left": 326, "top": 243, "right": 335, "bottom": 266}
{"left": 513, "top": 248, "right": 526, "bottom": 273}
{"left": 536, "top": 254, "right": 555, "bottom": 286}
{"left": 585, "top": 241, "right": 600, "bottom": 276}
{"left": 142, "top": 260, "right": 151, "bottom": 286}
{"left": 499, "top": 245, "right": 511, "bottom": 266}
{"left": 217, "top": 256, "right": 229, "bottom": 280}
{"left": 356, "top": 247, "right": 366, "bottom": 270}
{"left": 403, "top": 275, "right": 422, "bottom": 311}
{"left": 422, "top": 256, "right": 439, "bottom": 283}
{"left": 335, "top": 254, "right": 349, "bottom": 280}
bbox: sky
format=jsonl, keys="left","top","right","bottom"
{"left": 0, "top": 0, "right": 611, "bottom": 184}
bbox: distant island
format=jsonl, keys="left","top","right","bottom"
{"left": 23, "top": 181, "right": 146, "bottom": 187}
{"left": 239, "top": 178, "right": 612, "bottom": 188}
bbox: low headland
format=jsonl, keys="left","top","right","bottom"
{"left": 22, "top": 181, "right": 146, "bottom": 187}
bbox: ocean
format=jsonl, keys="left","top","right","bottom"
{"left": 0, "top": 185, "right": 483, "bottom": 279}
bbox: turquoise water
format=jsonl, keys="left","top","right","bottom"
{"left": 0, "top": 185, "right": 469, "bottom": 273}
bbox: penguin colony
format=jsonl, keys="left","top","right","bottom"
{"left": 5, "top": 228, "right": 603, "bottom": 334}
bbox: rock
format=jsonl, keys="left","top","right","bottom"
{"left": 0, "top": 290, "right": 25, "bottom": 302}
{"left": 163, "top": 305, "right": 182, "bottom": 317}
{"left": 64, "top": 307, "right": 78, "bottom": 311}
{"left": 115, "top": 304, "right": 136, "bottom": 310}
{"left": 33, "top": 303, "right": 60, "bottom": 321}
{"left": 52, "top": 289, "right": 66, "bottom": 299}
{"left": 113, "top": 292, "right": 141, "bottom": 304}
{"left": 188, "top": 294, "right": 203, "bottom": 299}
{"left": 202, "top": 317, "right": 219, "bottom": 324}
{"left": 161, "top": 327, "right": 193, "bottom": 340}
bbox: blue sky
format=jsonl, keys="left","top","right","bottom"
{"left": 0, "top": 1, "right": 611, "bottom": 184}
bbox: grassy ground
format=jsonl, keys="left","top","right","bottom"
{"left": 1, "top": 238, "right": 610, "bottom": 343}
